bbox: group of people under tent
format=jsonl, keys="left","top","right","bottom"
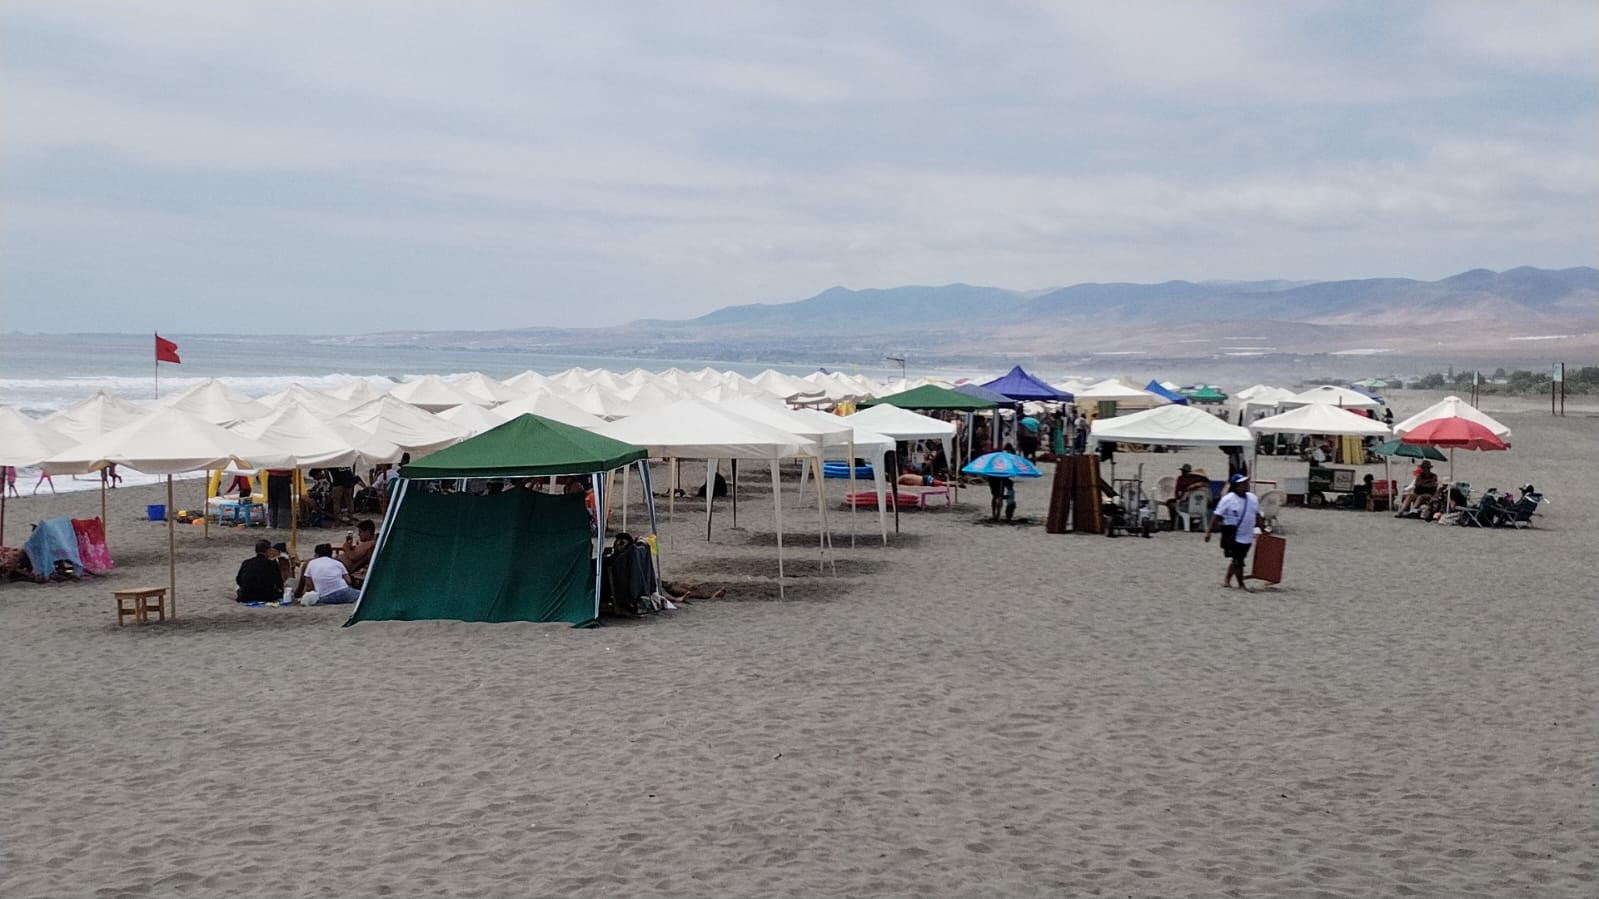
{"left": 234, "top": 518, "right": 378, "bottom": 605}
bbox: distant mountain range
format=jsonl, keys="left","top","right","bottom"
{"left": 692, "top": 266, "right": 1599, "bottom": 330}
{"left": 345, "top": 266, "right": 1599, "bottom": 368}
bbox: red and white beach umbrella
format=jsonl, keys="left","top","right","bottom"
{"left": 1400, "top": 416, "right": 1509, "bottom": 483}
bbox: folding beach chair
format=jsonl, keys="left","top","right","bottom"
{"left": 1507, "top": 492, "right": 1543, "bottom": 529}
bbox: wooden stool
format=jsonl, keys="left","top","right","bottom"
{"left": 114, "top": 587, "right": 167, "bottom": 625}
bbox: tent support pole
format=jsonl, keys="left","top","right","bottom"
{"left": 202, "top": 472, "right": 209, "bottom": 540}
{"left": 812, "top": 455, "right": 833, "bottom": 576}
{"left": 351, "top": 478, "right": 408, "bottom": 618}
{"left": 847, "top": 435, "right": 856, "bottom": 548}
{"left": 770, "top": 459, "right": 784, "bottom": 598}
{"left": 891, "top": 449, "right": 900, "bottom": 533}
{"left": 621, "top": 463, "right": 630, "bottom": 532}
{"left": 639, "top": 461, "right": 661, "bottom": 589}
{"left": 592, "top": 471, "right": 606, "bottom": 622}
{"left": 705, "top": 458, "right": 715, "bottom": 542}
{"left": 101, "top": 480, "right": 107, "bottom": 536}
{"left": 167, "top": 475, "right": 176, "bottom": 619}
{"left": 731, "top": 459, "right": 738, "bottom": 529}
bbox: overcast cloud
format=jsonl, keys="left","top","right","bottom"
{"left": 3, "top": 1, "right": 1596, "bottom": 332}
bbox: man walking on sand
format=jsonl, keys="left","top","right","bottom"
{"left": 1204, "top": 474, "right": 1261, "bottom": 591}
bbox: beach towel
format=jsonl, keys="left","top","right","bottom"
{"left": 23, "top": 517, "right": 84, "bottom": 577}
{"left": 72, "top": 518, "right": 114, "bottom": 573}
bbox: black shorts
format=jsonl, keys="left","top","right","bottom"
{"left": 1219, "top": 526, "right": 1252, "bottom": 563}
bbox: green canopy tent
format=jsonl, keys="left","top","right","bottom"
{"left": 1183, "top": 386, "right": 1229, "bottom": 404}
{"left": 346, "top": 414, "right": 651, "bottom": 627}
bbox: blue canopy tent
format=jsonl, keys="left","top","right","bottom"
{"left": 979, "top": 366, "right": 1073, "bottom": 457}
{"left": 1144, "top": 381, "right": 1189, "bottom": 405}
{"left": 980, "top": 366, "right": 1074, "bottom": 402}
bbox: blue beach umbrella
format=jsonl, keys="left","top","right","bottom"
{"left": 961, "top": 451, "right": 1043, "bottom": 478}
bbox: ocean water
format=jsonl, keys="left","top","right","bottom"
{"left": 1, "top": 332, "right": 904, "bottom": 417}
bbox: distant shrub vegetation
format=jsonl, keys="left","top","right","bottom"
{"left": 1407, "top": 365, "right": 1598, "bottom": 394}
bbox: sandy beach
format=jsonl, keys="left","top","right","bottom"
{"left": 2, "top": 396, "right": 1595, "bottom": 897}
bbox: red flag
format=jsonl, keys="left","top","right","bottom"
{"left": 155, "top": 334, "right": 181, "bottom": 364}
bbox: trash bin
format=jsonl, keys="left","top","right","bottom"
{"left": 146, "top": 504, "right": 166, "bottom": 521}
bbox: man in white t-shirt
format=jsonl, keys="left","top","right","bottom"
{"left": 296, "top": 543, "right": 361, "bottom": 605}
{"left": 1204, "top": 474, "right": 1262, "bottom": 591}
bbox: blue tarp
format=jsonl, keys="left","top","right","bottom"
{"left": 24, "top": 517, "right": 82, "bottom": 575}
{"left": 980, "top": 366, "right": 1073, "bottom": 402}
{"left": 1144, "top": 381, "right": 1189, "bottom": 405}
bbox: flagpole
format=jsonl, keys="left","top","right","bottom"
{"left": 154, "top": 331, "right": 159, "bottom": 400}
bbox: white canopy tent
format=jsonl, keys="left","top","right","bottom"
{"left": 596, "top": 399, "right": 817, "bottom": 597}
{"left": 159, "top": 378, "right": 271, "bottom": 424}
{"left": 45, "top": 407, "right": 296, "bottom": 616}
{"left": 494, "top": 392, "right": 607, "bottom": 430}
{"left": 450, "top": 372, "right": 522, "bottom": 405}
{"left": 1392, "top": 395, "right": 1511, "bottom": 438}
{"left": 0, "top": 407, "right": 76, "bottom": 544}
{"left": 233, "top": 401, "right": 403, "bottom": 558}
{"left": 259, "top": 383, "right": 359, "bottom": 416}
{"left": 1281, "top": 385, "right": 1381, "bottom": 409}
{"left": 1090, "top": 404, "right": 1254, "bottom": 447}
{"left": 842, "top": 404, "right": 956, "bottom": 460}
{"left": 343, "top": 395, "right": 469, "bottom": 456}
{"left": 790, "top": 408, "right": 894, "bottom": 546}
{"left": 502, "top": 370, "right": 551, "bottom": 394}
{"left": 1248, "top": 403, "right": 1391, "bottom": 437}
{"left": 43, "top": 391, "right": 145, "bottom": 443}
{"left": 389, "top": 375, "right": 481, "bottom": 411}
{"left": 1074, "top": 379, "right": 1168, "bottom": 407}
{"left": 323, "top": 379, "right": 385, "bottom": 407}
{"left": 436, "top": 402, "right": 510, "bottom": 436}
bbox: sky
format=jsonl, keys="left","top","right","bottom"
{"left": 3, "top": 1, "right": 1597, "bottom": 333}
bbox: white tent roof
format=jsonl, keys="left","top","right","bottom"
{"left": 788, "top": 409, "right": 894, "bottom": 457}
{"left": 1090, "top": 404, "right": 1253, "bottom": 447}
{"left": 1238, "top": 386, "right": 1299, "bottom": 410}
{"left": 232, "top": 402, "right": 402, "bottom": 468}
{"left": 1248, "top": 402, "right": 1392, "bottom": 436}
{"left": 435, "top": 402, "right": 511, "bottom": 436}
{"left": 843, "top": 404, "right": 957, "bottom": 441}
{"left": 389, "top": 374, "right": 481, "bottom": 410}
{"left": 323, "top": 379, "right": 385, "bottom": 405}
{"left": 259, "top": 383, "right": 357, "bottom": 415}
{"left": 1074, "top": 379, "right": 1167, "bottom": 404}
{"left": 1235, "top": 384, "right": 1285, "bottom": 401}
{"left": 595, "top": 399, "right": 811, "bottom": 460}
{"left": 160, "top": 378, "right": 271, "bottom": 424}
{"left": 752, "top": 369, "right": 824, "bottom": 399}
{"left": 451, "top": 372, "right": 522, "bottom": 404}
{"left": 41, "top": 391, "right": 145, "bottom": 444}
{"left": 343, "top": 395, "right": 468, "bottom": 456}
{"left": 493, "top": 392, "right": 606, "bottom": 429}
{"left": 563, "top": 383, "right": 642, "bottom": 420}
{"left": 618, "top": 380, "right": 689, "bottom": 413}
{"left": 1281, "top": 385, "right": 1381, "bottom": 409}
{"left": 716, "top": 396, "right": 852, "bottom": 448}
{"left": 503, "top": 370, "right": 551, "bottom": 393}
{"left": 0, "top": 406, "right": 76, "bottom": 467}
{"left": 45, "top": 407, "right": 294, "bottom": 475}
{"left": 1392, "top": 395, "right": 1511, "bottom": 438}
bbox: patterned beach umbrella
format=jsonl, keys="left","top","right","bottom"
{"left": 1401, "top": 417, "right": 1509, "bottom": 451}
{"left": 961, "top": 451, "right": 1042, "bottom": 478}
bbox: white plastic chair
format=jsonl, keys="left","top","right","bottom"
{"left": 1177, "top": 489, "right": 1210, "bottom": 531}
{"left": 1258, "top": 490, "right": 1285, "bottom": 534}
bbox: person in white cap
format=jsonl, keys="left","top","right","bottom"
{"left": 1205, "top": 474, "right": 1262, "bottom": 590}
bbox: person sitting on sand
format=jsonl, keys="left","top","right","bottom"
{"left": 340, "top": 519, "right": 378, "bottom": 581}
{"left": 1395, "top": 461, "right": 1439, "bottom": 517}
{"left": 1165, "top": 463, "right": 1210, "bottom": 527}
{"left": 297, "top": 543, "right": 361, "bottom": 605}
{"left": 235, "top": 538, "right": 284, "bottom": 603}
